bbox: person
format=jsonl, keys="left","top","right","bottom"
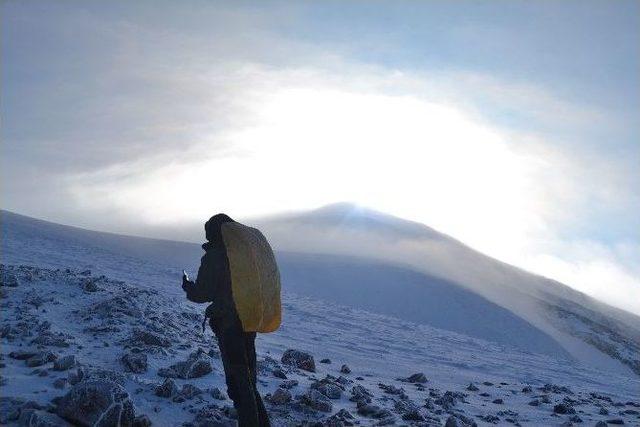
{"left": 182, "top": 213, "right": 271, "bottom": 427}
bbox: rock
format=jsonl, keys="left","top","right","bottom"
{"left": 132, "top": 330, "right": 171, "bottom": 347}
{"left": 605, "top": 420, "right": 624, "bottom": 425}
{"left": 155, "top": 378, "right": 179, "bottom": 398}
{"left": 493, "top": 398, "right": 504, "bottom": 404}
{"left": 18, "top": 409, "right": 72, "bottom": 427}
{"left": 0, "top": 397, "right": 26, "bottom": 424}
{"left": 554, "top": 403, "right": 576, "bottom": 414}
{"left": 53, "top": 355, "right": 76, "bottom": 371}
{"left": 466, "top": 383, "right": 479, "bottom": 391}
{"left": 401, "top": 372, "right": 428, "bottom": 383}
{"left": 522, "top": 385, "right": 533, "bottom": 393}
{"left": 122, "top": 353, "right": 147, "bottom": 374}
{"left": 1, "top": 271, "right": 19, "bottom": 287}
{"left": 378, "top": 382, "right": 405, "bottom": 396}
{"left": 350, "top": 385, "right": 372, "bottom": 404}
{"left": 180, "top": 384, "right": 203, "bottom": 400}
{"left": 26, "top": 352, "right": 57, "bottom": 368}
{"left": 10, "top": 350, "right": 38, "bottom": 360}
{"left": 320, "top": 358, "right": 331, "bottom": 364}
{"left": 340, "top": 364, "right": 351, "bottom": 374}
{"left": 81, "top": 278, "right": 100, "bottom": 292}
{"left": 528, "top": 399, "right": 540, "bottom": 406}
{"left": 325, "top": 409, "right": 355, "bottom": 425}
{"left": 300, "top": 389, "right": 332, "bottom": 412}
{"left": 210, "top": 387, "right": 226, "bottom": 400}
{"left": 281, "top": 349, "right": 316, "bottom": 372}
{"left": 53, "top": 378, "right": 67, "bottom": 389}
{"left": 158, "top": 349, "right": 212, "bottom": 379}
{"left": 32, "top": 332, "right": 70, "bottom": 348}
{"left": 357, "top": 403, "right": 392, "bottom": 419}
{"left": 594, "top": 422, "right": 608, "bottom": 427}
{"left": 56, "top": 380, "right": 135, "bottom": 427}
{"left": 269, "top": 387, "right": 292, "bottom": 405}
{"left": 132, "top": 414, "right": 152, "bottom": 427}
{"left": 598, "top": 407, "right": 609, "bottom": 415}
{"left": 311, "top": 381, "right": 342, "bottom": 400}
{"left": 272, "top": 368, "right": 287, "bottom": 379}
{"left": 280, "top": 379, "right": 298, "bottom": 389}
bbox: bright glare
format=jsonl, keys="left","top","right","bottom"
{"left": 74, "top": 85, "right": 547, "bottom": 262}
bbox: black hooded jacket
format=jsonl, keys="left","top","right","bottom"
{"left": 183, "top": 214, "right": 237, "bottom": 323}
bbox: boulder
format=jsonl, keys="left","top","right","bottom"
{"left": 25, "top": 352, "right": 57, "bottom": 368}
{"left": 300, "top": 389, "right": 332, "bottom": 412}
{"left": 281, "top": 349, "right": 315, "bottom": 372}
{"left": 155, "top": 378, "right": 179, "bottom": 398}
{"left": 122, "top": 353, "right": 148, "bottom": 374}
{"left": 158, "top": 349, "right": 212, "bottom": 379}
{"left": 268, "top": 387, "right": 292, "bottom": 405}
{"left": 132, "top": 330, "right": 171, "bottom": 348}
{"left": 56, "top": 380, "right": 135, "bottom": 427}
{"left": 401, "top": 372, "right": 428, "bottom": 383}
{"left": 340, "top": 364, "right": 351, "bottom": 374}
{"left": 53, "top": 355, "right": 76, "bottom": 371}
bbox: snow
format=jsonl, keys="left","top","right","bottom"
{"left": 1, "top": 210, "right": 639, "bottom": 426}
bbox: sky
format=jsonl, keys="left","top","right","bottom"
{"left": 1, "top": 0, "right": 639, "bottom": 314}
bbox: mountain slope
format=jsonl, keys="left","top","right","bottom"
{"left": 1, "top": 210, "right": 639, "bottom": 426}
{"left": 2, "top": 208, "right": 639, "bottom": 377}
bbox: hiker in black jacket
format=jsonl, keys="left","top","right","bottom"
{"left": 182, "top": 214, "right": 271, "bottom": 427}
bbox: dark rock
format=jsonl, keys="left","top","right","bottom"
{"left": 554, "top": 403, "right": 576, "bottom": 414}
{"left": 18, "top": 409, "right": 72, "bottom": 427}
{"left": 598, "top": 407, "right": 609, "bottom": 415}
{"left": 268, "top": 388, "right": 292, "bottom": 405}
{"left": 26, "top": 352, "right": 57, "bottom": 368}
{"left": 132, "top": 414, "right": 152, "bottom": 427}
{"left": 400, "top": 372, "right": 428, "bottom": 383}
{"left": 340, "top": 364, "right": 351, "bottom": 374}
{"left": 319, "top": 358, "right": 331, "bottom": 364}
{"left": 32, "top": 332, "right": 70, "bottom": 348}
{"left": 521, "top": 386, "right": 533, "bottom": 393}
{"left": 132, "top": 330, "right": 171, "bottom": 347}
{"left": 467, "top": 383, "right": 479, "bottom": 391}
{"left": 155, "top": 378, "right": 179, "bottom": 398}
{"left": 210, "top": 387, "right": 226, "bottom": 400}
{"left": 180, "top": 384, "right": 203, "bottom": 400}
{"left": 350, "top": 385, "right": 373, "bottom": 404}
{"left": 528, "top": 399, "right": 540, "bottom": 406}
{"left": 378, "top": 383, "right": 405, "bottom": 396}
{"left": 281, "top": 349, "right": 315, "bottom": 372}
{"left": 594, "top": 422, "right": 608, "bottom": 427}
{"left": 9, "top": 350, "right": 38, "bottom": 360}
{"left": 0, "top": 397, "right": 26, "bottom": 423}
{"left": 272, "top": 368, "right": 287, "bottom": 379}
{"left": 53, "top": 378, "right": 67, "bottom": 389}
{"left": 158, "top": 349, "right": 212, "bottom": 379}
{"left": 280, "top": 379, "right": 299, "bottom": 389}
{"left": 53, "top": 355, "right": 75, "bottom": 371}
{"left": 300, "top": 389, "right": 332, "bottom": 412}
{"left": 122, "top": 353, "right": 148, "bottom": 374}
{"left": 357, "top": 404, "right": 392, "bottom": 419}
{"left": 493, "top": 398, "right": 504, "bottom": 404}
{"left": 483, "top": 382, "right": 494, "bottom": 386}
{"left": 1, "top": 272, "right": 19, "bottom": 287}
{"left": 56, "top": 380, "right": 135, "bottom": 427}
{"left": 311, "top": 381, "right": 342, "bottom": 400}
{"left": 605, "top": 420, "right": 624, "bottom": 425}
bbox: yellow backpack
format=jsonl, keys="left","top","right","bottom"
{"left": 221, "top": 222, "right": 282, "bottom": 333}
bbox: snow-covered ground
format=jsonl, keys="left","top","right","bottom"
{"left": 1, "top": 212, "right": 639, "bottom": 426}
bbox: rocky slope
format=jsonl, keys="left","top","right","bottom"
{"left": 1, "top": 263, "right": 639, "bottom": 426}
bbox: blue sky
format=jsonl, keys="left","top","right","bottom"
{"left": 1, "top": 0, "right": 639, "bottom": 313}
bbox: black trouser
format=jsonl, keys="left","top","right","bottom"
{"left": 212, "top": 318, "right": 270, "bottom": 427}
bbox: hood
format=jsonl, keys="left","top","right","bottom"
{"left": 205, "top": 213, "right": 234, "bottom": 243}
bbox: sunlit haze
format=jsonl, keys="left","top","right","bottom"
{"left": 2, "top": 1, "right": 639, "bottom": 314}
